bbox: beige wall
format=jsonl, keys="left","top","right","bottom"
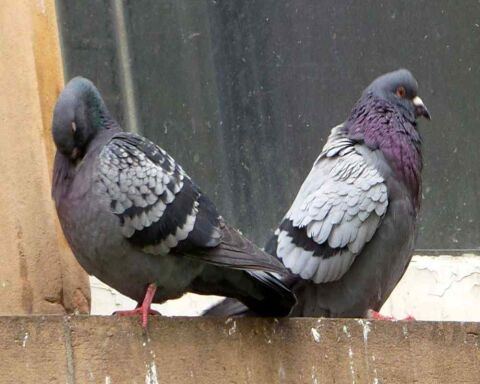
{"left": 0, "top": 0, "right": 89, "bottom": 315}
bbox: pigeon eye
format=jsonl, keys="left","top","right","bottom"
{"left": 71, "top": 122, "right": 77, "bottom": 133}
{"left": 396, "top": 86, "right": 406, "bottom": 98}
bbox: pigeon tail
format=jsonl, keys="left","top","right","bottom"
{"left": 193, "top": 270, "right": 295, "bottom": 317}
{"left": 203, "top": 297, "right": 250, "bottom": 317}
{"left": 194, "top": 223, "right": 287, "bottom": 274}
{"left": 239, "top": 271, "right": 295, "bottom": 317}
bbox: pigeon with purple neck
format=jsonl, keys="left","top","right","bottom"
{"left": 204, "top": 69, "right": 430, "bottom": 319}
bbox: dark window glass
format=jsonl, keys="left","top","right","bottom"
{"left": 57, "top": 1, "right": 480, "bottom": 252}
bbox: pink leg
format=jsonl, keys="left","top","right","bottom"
{"left": 114, "top": 283, "right": 159, "bottom": 328}
{"left": 367, "top": 309, "right": 415, "bottom": 321}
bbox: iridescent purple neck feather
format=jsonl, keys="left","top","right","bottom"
{"left": 346, "top": 93, "right": 422, "bottom": 207}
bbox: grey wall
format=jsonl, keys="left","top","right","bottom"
{"left": 56, "top": 0, "right": 480, "bottom": 251}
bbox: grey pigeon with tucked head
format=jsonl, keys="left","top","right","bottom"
{"left": 205, "top": 69, "right": 430, "bottom": 319}
{"left": 52, "top": 77, "right": 295, "bottom": 327}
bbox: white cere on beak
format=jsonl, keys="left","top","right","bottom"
{"left": 412, "top": 96, "right": 425, "bottom": 108}
{"left": 71, "top": 121, "right": 77, "bottom": 133}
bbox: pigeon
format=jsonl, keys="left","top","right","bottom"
{"left": 51, "top": 77, "right": 296, "bottom": 327}
{"left": 204, "top": 69, "right": 430, "bottom": 319}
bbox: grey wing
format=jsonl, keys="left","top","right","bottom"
{"left": 276, "top": 130, "right": 388, "bottom": 283}
{"left": 94, "top": 132, "right": 222, "bottom": 256}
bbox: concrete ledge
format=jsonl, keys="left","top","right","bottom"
{"left": 0, "top": 316, "right": 478, "bottom": 383}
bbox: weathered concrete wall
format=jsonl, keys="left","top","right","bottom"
{"left": 0, "top": 0, "right": 90, "bottom": 314}
{"left": 0, "top": 316, "right": 478, "bottom": 383}
{"left": 382, "top": 254, "right": 480, "bottom": 321}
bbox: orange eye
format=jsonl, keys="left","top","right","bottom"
{"left": 396, "top": 86, "right": 406, "bottom": 98}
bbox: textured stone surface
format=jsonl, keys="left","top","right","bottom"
{"left": 0, "top": 316, "right": 479, "bottom": 383}
{"left": 0, "top": 0, "right": 90, "bottom": 315}
{"left": 0, "top": 317, "right": 69, "bottom": 384}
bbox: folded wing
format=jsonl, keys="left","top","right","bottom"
{"left": 95, "top": 132, "right": 286, "bottom": 273}
{"left": 276, "top": 125, "right": 389, "bottom": 283}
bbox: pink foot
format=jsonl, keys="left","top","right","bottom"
{"left": 113, "top": 283, "right": 159, "bottom": 328}
{"left": 367, "top": 309, "right": 415, "bottom": 321}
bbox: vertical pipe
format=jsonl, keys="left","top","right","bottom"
{"left": 111, "top": 0, "right": 139, "bottom": 134}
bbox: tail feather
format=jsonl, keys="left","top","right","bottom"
{"left": 193, "top": 269, "right": 296, "bottom": 317}
{"left": 203, "top": 298, "right": 251, "bottom": 317}
{"left": 202, "top": 231, "right": 301, "bottom": 317}
{"left": 239, "top": 271, "right": 295, "bottom": 317}
{"left": 194, "top": 224, "right": 287, "bottom": 274}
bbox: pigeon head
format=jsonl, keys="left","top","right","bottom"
{"left": 52, "top": 77, "right": 112, "bottom": 161}
{"left": 364, "top": 69, "right": 430, "bottom": 121}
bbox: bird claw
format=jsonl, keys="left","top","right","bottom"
{"left": 113, "top": 308, "right": 161, "bottom": 316}
{"left": 367, "top": 309, "right": 415, "bottom": 321}
{"left": 113, "top": 307, "right": 161, "bottom": 328}
{"left": 113, "top": 283, "right": 159, "bottom": 328}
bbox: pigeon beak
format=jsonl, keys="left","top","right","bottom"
{"left": 413, "top": 96, "right": 431, "bottom": 120}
